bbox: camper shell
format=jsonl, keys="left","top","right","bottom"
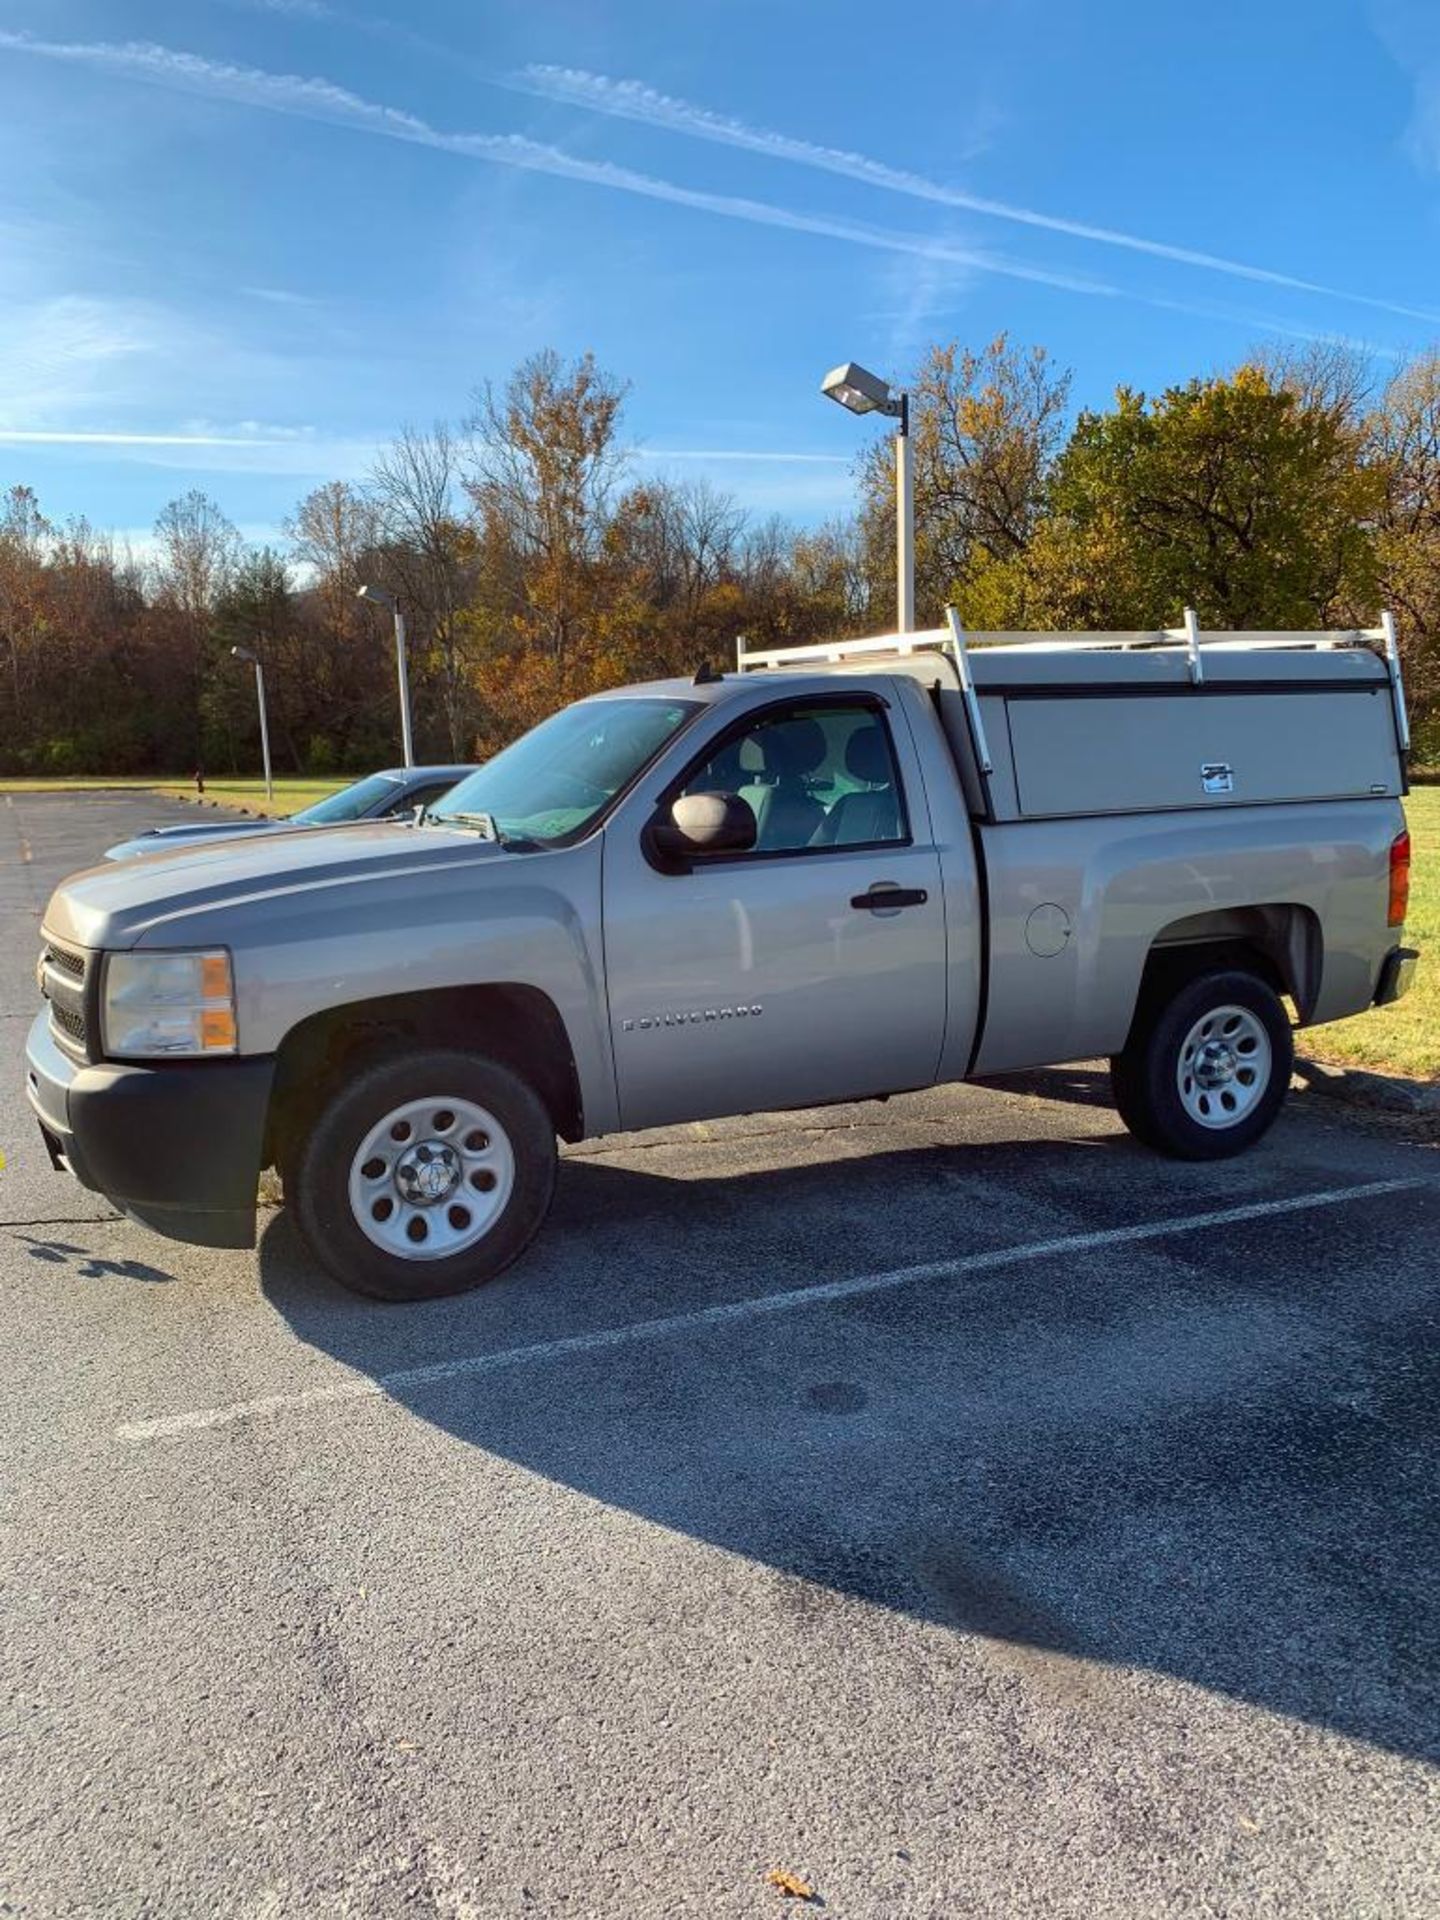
{"left": 736, "top": 616, "right": 1409, "bottom": 825}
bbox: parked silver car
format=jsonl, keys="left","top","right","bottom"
{"left": 103, "top": 765, "right": 475, "bottom": 860}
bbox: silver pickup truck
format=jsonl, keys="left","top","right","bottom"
{"left": 26, "top": 616, "right": 1418, "bottom": 1301}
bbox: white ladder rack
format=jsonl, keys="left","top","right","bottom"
{"left": 734, "top": 608, "right": 1411, "bottom": 754}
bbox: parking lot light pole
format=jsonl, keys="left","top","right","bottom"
{"left": 821, "top": 360, "right": 913, "bottom": 633}
{"left": 230, "top": 645, "right": 273, "bottom": 802}
{"left": 356, "top": 583, "right": 415, "bottom": 768}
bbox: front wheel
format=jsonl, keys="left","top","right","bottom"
{"left": 291, "top": 1047, "right": 557, "bottom": 1300}
{"left": 1110, "top": 968, "right": 1294, "bottom": 1160}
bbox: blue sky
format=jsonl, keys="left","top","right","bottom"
{"left": 1, "top": 0, "right": 1438, "bottom": 552}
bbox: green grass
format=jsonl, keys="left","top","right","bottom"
{"left": 0, "top": 775, "right": 345, "bottom": 819}
{"left": 149, "top": 778, "right": 345, "bottom": 819}
{"left": 1306, "top": 782, "right": 1438, "bottom": 1080}
{"left": 0, "top": 776, "right": 173, "bottom": 791}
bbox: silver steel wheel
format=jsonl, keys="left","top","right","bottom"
{"left": 1176, "top": 1004, "right": 1272, "bottom": 1129}
{"left": 346, "top": 1094, "right": 516, "bottom": 1261}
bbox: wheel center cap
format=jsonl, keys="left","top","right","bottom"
{"left": 395, "top": 1140, "right": 461, "bottom": 1205}
{"left": 1195, "top": 1041, "right": 1237, "bottom": 1090}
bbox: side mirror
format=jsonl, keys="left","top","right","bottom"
{"left": 650, "top": 792, "right": 757, "bottom": 867}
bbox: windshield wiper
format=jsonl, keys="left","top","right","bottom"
{"left": 438, "top": 809, "right": 505, "bottom": 840}
{"left": 430, "top": 810, "right": 542, "bottom": 851}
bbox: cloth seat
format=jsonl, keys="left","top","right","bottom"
{"left": 736, "top": 716, "right": 827, "bottom": 850}
{"left": 813, "top": 723, "right": 901, "bottom": 846}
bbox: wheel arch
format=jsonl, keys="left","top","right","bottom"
{"left": 1138, "top": 902, "right": 1322, "bottom": 1025}
{"left": 266, "top": 982, "right": 584, "bottom": 1171}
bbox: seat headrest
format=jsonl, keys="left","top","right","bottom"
{"left": 759, "top": 715, "right": 828, "bottom": 777}
{"left": 703, "top": 739, "right": 749, "bottom": 787}
{"left": 845, "top": 723, "right": 891, "bottom": 786}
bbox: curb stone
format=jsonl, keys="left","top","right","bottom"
{"left": 1293, "top": 1056, "right": 1440, "bottom": 1115}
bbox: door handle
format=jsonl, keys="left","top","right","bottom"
{"left": 851, "top": 886, "right": 929, "bottom": 912}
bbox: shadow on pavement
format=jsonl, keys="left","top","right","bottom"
{"left": 975, "top": 1064, "right": 1116, "bottom": 1110}
{"left": 15, "top": 1234, "right": 177, "bottom": 1283}
{"left": 259, "top": 1134, "right": 1439, "bottom": 1766}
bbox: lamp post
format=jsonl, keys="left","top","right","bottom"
{"left": 821, "top": 360, "right": 913, "bottom": 633}
{"left": 230, "top": 645, "right": 273, "bottom": 802}
{"left": 356, "top": 583, "right": 415, "bottom": 768}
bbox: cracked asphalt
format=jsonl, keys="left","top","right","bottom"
{"left": 3, "top": 791, "right": 1438, "bottom": 1919}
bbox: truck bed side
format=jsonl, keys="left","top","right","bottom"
{"left": 970, "top": 800, "right": 1402, "bottom": 1074}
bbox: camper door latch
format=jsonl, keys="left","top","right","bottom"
{"left": 1201, "top": 762, "right": 1235, "bottom": 795}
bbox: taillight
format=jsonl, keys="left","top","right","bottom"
{"left": 1388, "top": 829, "right": 1411, "bottom": 927}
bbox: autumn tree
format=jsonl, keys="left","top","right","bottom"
{"left": 456, "top": 351, "right": 630, "bottom": 737}
{"left": 1006, "top": 366, "right": 1382, "bottom": 631}
{"left": 858, "top": 335, "right": 1072, "bottom": 625}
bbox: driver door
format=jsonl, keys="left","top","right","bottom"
{"left": 602, "top": 694, "right": 946, "bottom": 1131}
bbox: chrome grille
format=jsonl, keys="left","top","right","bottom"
{"left": 39, "top": 938, "right": 90, "bottom": 1057}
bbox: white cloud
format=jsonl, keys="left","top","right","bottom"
{"left": 0, "top": 295, "right": 156, "bottom": 424}
{"left": 0, "top": 30, "right": 1115, "bottom": 300}
{"left": 0, "top": 423, "right": 383, "bottom": 475}
{"left": 516, "top": 64, "right": 1440, "bottom": 327}
{"left": 0, "top": 428, "right": 294, "bottom": 447}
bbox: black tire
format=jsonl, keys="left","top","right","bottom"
{"left": 1109, "top": 967, "right": 1293, "bottom": 1160}
{"left": 291, "top": 1047, "right": 557, "bottom": 1301}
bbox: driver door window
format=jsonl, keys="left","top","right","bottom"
{"left": 679, "top": 702, "right": 908, "bottom": 854}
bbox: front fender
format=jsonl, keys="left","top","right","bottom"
{"left": 160, "top": 840, "right": 620, "bottom": 1136}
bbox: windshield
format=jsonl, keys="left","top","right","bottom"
{"left": 293, "top": 773, "right": 402, "bottom": 825}
{"left": 430, "top": 698, "right": 697, "bottom": 845}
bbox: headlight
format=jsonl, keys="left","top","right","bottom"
{"left": 102, "top": 949, "right": 237, "bottom": 1058}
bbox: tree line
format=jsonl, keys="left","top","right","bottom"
{"left": 2, "top": 337, "right": 1437, "bottom": 778}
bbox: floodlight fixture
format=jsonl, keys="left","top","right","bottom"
{"left": 820, "top": 361, "right": 904, "bottom": 420}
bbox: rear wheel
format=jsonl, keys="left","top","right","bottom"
{"left": 1110, "top": 968, "right": 1293, "bottom": 1160}
{"left": 292, "top": 1047, "right": 557, "bottom": 1300}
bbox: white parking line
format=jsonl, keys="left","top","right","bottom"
{"left": 117, "top": 1177, "right": 1426, "bottom": 1443}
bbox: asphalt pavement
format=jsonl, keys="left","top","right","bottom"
{"left": 2, "top": 791, "right": 1438, "bottom": 1919}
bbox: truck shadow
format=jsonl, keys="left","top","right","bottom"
{"left": 258, "top": 1136, "right": 1438, "bottom": 1766}
{"left": 976, "top": 1064, "right": 1116, "bottom": 1109}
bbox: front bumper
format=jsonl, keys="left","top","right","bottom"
{"left": 25, "top": 1011, "right": 274, "bottom": 1249}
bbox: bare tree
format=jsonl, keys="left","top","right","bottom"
{"left": 153, "top": 488, "right": 240, "bottom": 622}
{"left": 152, "top": 490, "right": 241, "bottom": 761}
{"left": 1254, "top": 339, "right": 1376, "bottom": 433}
{"left": 287, "top": 481, "right": 380, "bottom": 623}
{"left": 1371, "top": 350, "right": 1440, "bottom": 716}
{"left": 0, "top": 485, "right": 52, "bottom": 732}
{"left": 369, "top": 425, "right": 474, "bottom": 758}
